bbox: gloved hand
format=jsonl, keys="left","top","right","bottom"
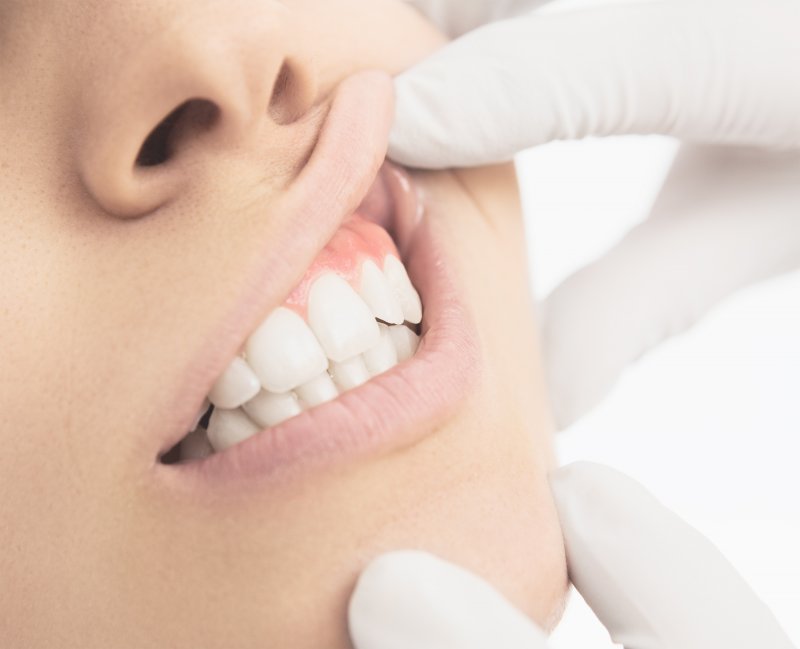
{"left": 393, "top": 0, "right": 800, "bottom": 167}
{"left": 541, "top": 144, "right": 800, "bottom": 428}
{"left": 396, "top": 0, "right": 800, "bottom": 428}
{"left": 349, "top": 462, "right": 796, "bottom": 649}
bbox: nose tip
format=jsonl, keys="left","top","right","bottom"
{"left": 76, "top": 5, "right": 318, "bottom": 218}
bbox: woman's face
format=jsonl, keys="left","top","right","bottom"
{"left": 0, "top": 1, "right": 566, "bottom": 646}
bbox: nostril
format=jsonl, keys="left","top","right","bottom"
{"left": 268, "top": 59, "right": 317, "bottom": 126}
{"left": 136, "top": 99, "right": 220, "bottom": 167}
{"left": 135, "top": 103, "right": 187, "bottom": 167}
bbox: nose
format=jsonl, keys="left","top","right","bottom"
{"left": 75, "top": 2, "right": 318, "bottom": 218}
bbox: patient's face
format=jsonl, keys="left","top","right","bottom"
{"left": 0, "top": 1, "right": 566, "bottom": 646}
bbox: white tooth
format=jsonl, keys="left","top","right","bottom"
{"left": 384, "top": 255, "right": 422, "bottom": 324}
{"left": 389, "top": 325, "right": 421, "bottom": 362}
{"left": 358, "top": 259, "right": 404, "bottom": 325}
{"left": 295, "top": 372, "right": 339, "bottom": 408}
{"left": 329, "top": 356, "right": 370, "bottom": 392}
{"left": 243, "top": 390, "right": 302, "bottom": 428}
{"left": 191, "top": 399, "right": 210, "bottom": 430}
{"left": 362, "top": 324, "right": 399, "bottom": 377}
{"left": 245, "top": 307, "right": 328, "bottom": 393}
{"left": 207, "top": 408, "right": 261, "bottom": 452}
{"left": 207, "top": 357, "right": 261, "bottom": 409}
{"left": 307, "top": 273, "right": 380, "bottom": 362}
{"left": 179, "top": 428, "right": 214, "bottom": 462}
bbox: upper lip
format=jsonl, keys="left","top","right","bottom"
{"left": 153, "top": 72, "right": 480, "bottom": 487}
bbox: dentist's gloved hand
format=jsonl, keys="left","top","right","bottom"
{"left": 393, "top": 0, "right": 800, "bottom": 167}
{"left": 349, "top": 462, "right": 796, "bottom": 649}
{"left": 541, "top": 144, "right": 800, "bottom": 428}
{"left": 397, "top": 0, "right": 800, "bottom": 429}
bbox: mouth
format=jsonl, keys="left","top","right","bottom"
{"left": 156, "top": 75, "right": 479, "bottom": 485}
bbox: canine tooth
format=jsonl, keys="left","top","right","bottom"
{"left": 207, "top": 408, "right": 261, "bottom": 452}
{"left": 246, "top": 307, "right": 328, "bottom": 393}
{"left": 295, "top": 372, "right": 339, "bottom": 408}
{"left": 384, "top": 255, "right": 422, "bottom": 324}
{"left": 358, "top": 260, "right": 404, "bottom": 325}
{"left": 207, "top": 357, "right": 261, "bottom": 409}
{"left": 330, "top": 356, "right": 370, "bottom": 392}
{"left": 307, "top": 273, "right": 380, "bottom": 362}
{"left": 191, "top": 399, "right": 210, "bottom": 430}
{"left": 362, "top": 324, "right": 398, "bottom": 376}
{"left": 243, "top": 390, "right": 302, "bottom": 428}
{"left": 179, "top": 428, "right": 214, "bottom": 462}
{"left": 389, "top": 325, "right": 421, "bottom": 362}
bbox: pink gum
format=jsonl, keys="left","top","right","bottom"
{"left": 284, "top": 215, "right": 400, "bottom": 319}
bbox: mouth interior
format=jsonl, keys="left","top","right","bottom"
{"left": 160, "top": 214, "right": 423, "bottom": 465}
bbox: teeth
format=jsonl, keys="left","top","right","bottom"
{"left": 307, "top": 273, "right": 380, "bottom": 363}
{"left": 330, "top": 356, "right": 370, "bottom": 392}
{"left": 388, "top": 325, "right": 421, "bottom": 363}
{"left": 192, "top": 254, "right": 425, "bottom": 460}
{"left": 245, "top": 307, "right": 328, "bottom": 393}
{"left": 295, "top": 372, "right": 339, "bottom": 408}
{"left": 384, "top": 255, "right": 422, "bottom": 324}
{"left": 358, "top": 260, "right": 404, "bottom": 325}
{"left": 207, "top": 357, "right": 261, "bottom": 409}
{"left": 179, "top": 427, "right": 214, "bottom": 462}
{"left": 243, "top": 390, "right": 302, "bottom": 428}
{"left": 362, "top": 324, "right": 399, "bottom": 376}
{"left": 207, "top": 408, "right": 261, "bottom": 452}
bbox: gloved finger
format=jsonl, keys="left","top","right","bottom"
{"left": 389, "top": 0, "right": 800, "bottom": 169}
{"left": 349, "top": 550, "right": 551, "bottom": 649}
{"left": 401, "top": 0, "right": 553, "bottom": 38}
{"left": 541, "top": 145, "right": 800, "bottom": 429}
{"left": 551, "top": 462, "right": 796, "bottom": 649}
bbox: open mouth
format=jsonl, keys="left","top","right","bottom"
{"left": 155, "top": 73, "right": 479, "bottom": 484}
{"left": 161, "top": 184, "right": 424, "bottom": 464}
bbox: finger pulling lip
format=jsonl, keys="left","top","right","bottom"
{"left": 155, "top": 72, "right": 480, "bottom": 488}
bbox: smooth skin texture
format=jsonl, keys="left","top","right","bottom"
{"left": 0, "top": 1, "right": 566, "bottom": 647}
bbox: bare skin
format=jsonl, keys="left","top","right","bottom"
{"left": 0, "top": 1, "right": 567, "bottom": 647}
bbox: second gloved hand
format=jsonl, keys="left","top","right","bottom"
{"left": 349, "top": 463, "right": 795, "bottom": 649}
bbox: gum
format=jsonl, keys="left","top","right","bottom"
{"left": 284, "top": 215, "right": 400, "bottom": 319}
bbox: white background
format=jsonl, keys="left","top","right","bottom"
{"left": 516, "top": 136, "right": 800, "bottom": 647}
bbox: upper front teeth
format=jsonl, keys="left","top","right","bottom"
{"left": 308, "top": 273, "right": 381, "bottom": 363}
{"left": 358, "top": 260, "right": 404, "bottom": 325}
{"left": 384, "top": 255, "right": 423, "bottom": 325}
{"left": 245, "top": 307, "right": 328, "bottom": 394}
{"left": 181, "top": 253, "right": 422, "bottom": 460}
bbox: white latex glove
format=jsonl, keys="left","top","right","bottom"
{"left": 397, "top": 0, "right": 800, "bottom": 428}
{"left": 349, "top": 462, "right": 796, "bottom": 649}
{"left": 541, "top": 144, "right": 800, "bottom": 428}
{"left": 393, "top": 0, "right": 800, "bottom": 168}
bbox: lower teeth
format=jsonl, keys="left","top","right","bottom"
{"left": 162, "top": 321, "right": 420, "bottom": 464}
